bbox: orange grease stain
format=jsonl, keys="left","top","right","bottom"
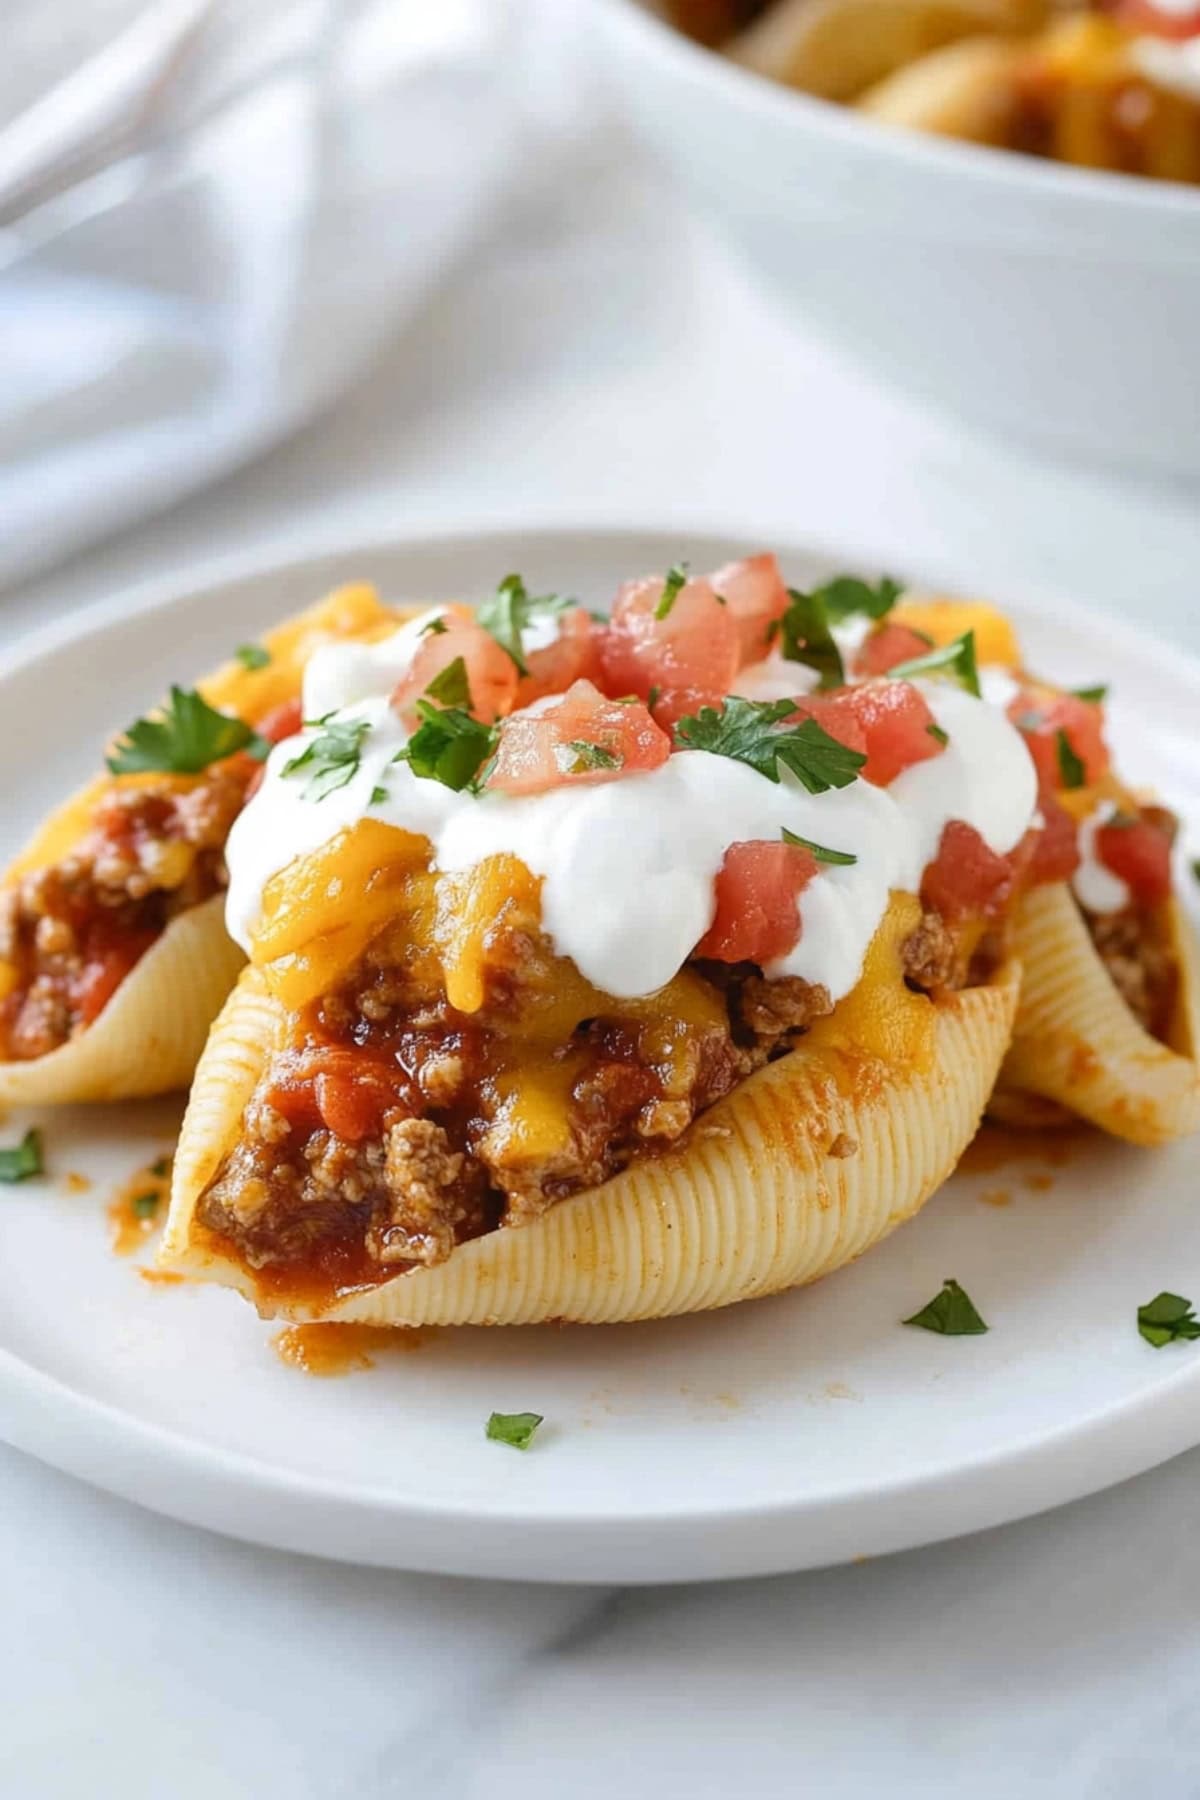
{"left": 960, "top": 1122, "right": 1083, "bottom": 1176}
{"left": 108, "top": 1155, "right": 173, "bottom": 1255}
{"left": 979, "top": 1187, "right": 1012, "bottom": 1208}
{"left": 139, "top": 1269, "right": 184, "bottom": 1287}
{"left": 273, "top": 1323, "right": 425, "bottom": 1378}
{"left": 64, "top": 1171, "right": 92, "bottom": 1194}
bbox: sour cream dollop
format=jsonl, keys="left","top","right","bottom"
{"left": 224, "top": 622, "right": 1038, "bottom": 1004}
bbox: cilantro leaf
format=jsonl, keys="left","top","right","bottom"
{"left": 476, "top": 575, "right": 575, "bottom": 675}
{"left": 424, "top": 655, "right": 472, "bottom": 709}
{"left": 927, "top": 723, "right": 949, "bottom": 746}
{"left": 810, "top": 573, "right": 903, "bottom": 623}
{"left": 421, "top": 616, "right": 449, "bottom": 636}
{"left": 1071, "top": 684, "right": 1108, "bottom": 704}
{"left": 235, "top": 643, "right": 271, "bottom": 671}
{"left": 779, "top": 588, "right": 843, "bottom": 690}
{"left": 150, "top": 1156, "right": 172, "bottom": 1179}
{"left": 485, "top": 1410, "right": 544, "bottom": 1450}
{"left": 887, "top": 630, "right": 981, "bottom": 699}
{"left": 655, "top": 562, "right": 689, "bottom": 621}
{"left": 903, "top": 1277, "right": 988, "bottom": 1336}
{"left": 1137, "top": 1291, "right": 1200, "bottom": 1348}
{"left": 282, "top": 716, "right": 372, "bottom": 801}
{"left": 370, "top": 785, "right": 389, "bottom": 806}
{"left": 781, "top": 827, "right": 856, "bottom": 866}
{"left": 1055, "top": 728, "right": 1086, "bottom": 790}
{"left": 395, "top": 703, "right": 496, "bottom": 792}
{"left": 674, "top": 697, "right": 865, "bottom": 793}
{"left": 107, "top": 687, "right": 261, "bottom": 776}
{"left": 556, "top": 740, "right": 622, "bottom": 775}
{"left": 1192, "top": 858, "right": 1200, "bottom": 884}
{"left": 132, "top": 1191, "right": 160, "bottom": 1220}
{"left": 0, "top": 1128, "right": 42, "bottom": 1183}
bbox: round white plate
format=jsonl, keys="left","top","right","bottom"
{"left": 2, "top": 526, "right": 1199, "bottom": 1585}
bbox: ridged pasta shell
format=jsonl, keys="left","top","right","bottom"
{"left": 0, "top": 895, "right": 244, "bottom": 1105}
{"left": 996, "top": 884, "right": 1200, "bottom": 1147}
{"left": 856, "top": 35, "right": 1028, "bottom": 139}
{"left": 161, "top": 960, "right": 1020, "bottom": 1326}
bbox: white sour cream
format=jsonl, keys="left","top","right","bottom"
{"left": 1072, "top": 803, "right": 1131, "bottom": 917}
{"left": 1132, "top": 36, "right": 1200, "bottom": 102}
{"left": 225, "top": 635, "right": 1037, "bottom": 1005}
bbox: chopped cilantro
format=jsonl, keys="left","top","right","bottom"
{"left": 654, "top": 563, "right": 689, "bottom": 621}
{"left": 1071, "top": 684, "right": 1108, "bottom": 704}
{"left": 150, "top": 1156, "right": 171, "bottom": 1179}
{"left": 131, "top": 1192, "right": 160, "bottom": 1220}
{"left": 927, "top": 723, "right": 950, "bottom": 746}
{"left": 476, "top": 575, "right": 575, "bottom": 675}
{"left": 557, "top": 740, "right": 622, "bottom": 775}
{"left": 1192, "top": 858, "right": 1200, "bottom": 884}
{"left": 395, "top": 703, "right": 496, "bottom": 792}
{"left": 370, "top": 785, "right": 389, "bottom": 806}
{"left": 1055, "top": 728, "right": 1086, "bottom": 790}
{"left": 781, "top": 827, "right": 857, "bottom": 866}
{"left": 485, "top": 1410, "right": 544, "bottom": 1450}
{"left": 779, "top": 588, "right": 843, "bottom": 690}
{"left": 0, "top": 1128, "right": 42, "bottom": 1184}
{"left": 903, "top": 1277, "right": 988, "bottom": 1336}
{"left": 424, "top": 655, "right": 472, "bottom": 709}
{"left": 107, "top": 687, "right": 264, "bottom": 776}
{"left": 887, "top": 630, "right": 981, "bottom": 699}
{"left": 235, "top": 643, "right": 271, "bottom": 671}
{"left": 420, "top": 616, "right": 449, "bottom": 636}
{"left": 647, "top": 685, "right": 661, "bottom": 712}
{"left": 674, "top": 697, "right": 865, "bottom": 793}
{"left": 809, "top": 573, "right": 903, "bottom": 623}
{"left": 1137, "top": 1291, "right": 1200, "bottom": 1348}
{"left": 282, "top": 716, "right": 372, "bottom": 801}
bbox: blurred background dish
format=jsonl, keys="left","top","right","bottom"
{"left": 592, "top": 0, "right": 1200, "bottom": 481}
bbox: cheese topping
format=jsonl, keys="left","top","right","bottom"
{"left": 224, "top": 616, "right": 1038, "bottom": 1004}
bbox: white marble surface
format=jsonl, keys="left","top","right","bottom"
{"left": 4, "top": 125, "right": 1200, "bottom": 1799}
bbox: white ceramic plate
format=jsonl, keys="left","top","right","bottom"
{"left": 2, "top": 527, "right": 1199, "bottom": 1585}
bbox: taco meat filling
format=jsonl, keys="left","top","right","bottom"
{"left": 0, "top": 765, "right": 254, "bottom": 1060}
{"left": 195, "top": 904, "right": 998, "bottom": 1293}
{"left": 1079, "top": 803, "right": 1180, "bottom": 1042}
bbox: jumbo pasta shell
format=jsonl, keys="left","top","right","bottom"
{"left": 856, "top": 34, "right": 1028, "bottom": 139}
{"left": 996, "top": 884, "right": 1200, "bottom": 1147}
{"left": 0, "top": 895, "right": 244, "bottom": 1105}
{"left": 161, "top": 959, "right": 1020, "bottom": 1326}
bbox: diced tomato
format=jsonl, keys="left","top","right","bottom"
{"left": 315, "top": 1062, "right": 403, "bottom": 1142}
{"left": 513, "top": 607, "right": 603, "bottom": 708}
{"left": 71, "top": 929, "right": 157, "bottom": 1026}
{"left": 1096, "top": 813, "right": 1174, "bottom": 906}
{"left": 1008, "top": 686, "right": 1109, "bottom": 792}
{"left": 257, "top": 698, "right": 304, "bottom": 744}
{"left": 694, "top": 840, "right": 817, "bottom": 965}
{"left": 1114, "top": 0, "right": 1200, "bottom": 38}
{"left": 485, "top": 679, "right": 670, "bottom": 797}
{"left": 852, "top": 622, "right": 932, "bottom": 679}
{"left": 392, "top": 603, "right": 519, "bottom": 725}
{"left": 922, "top": 821, "right": 1015, "bottom": 922}
{"left": 707, "top": 555, "right": 790, "bottom": 668}
{"left": 599, "top": 575, "right": 739, "bottom": 713}
{"left": 792, "top": 680, "right": 943, "bottom": 788}
{"left": 1026, "top": 793, "right": 1081, "bottom": 886}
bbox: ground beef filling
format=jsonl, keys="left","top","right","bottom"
{"left": 197, "top": 906, "right": 975, "bottom": 1289}
{"left": 0, "top": 764, "right": 252, "bottom": 1060}
{"left": 1085, "top": 905, "right": 1176, "bottom": 1040}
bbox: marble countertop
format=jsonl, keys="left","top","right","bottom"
{"left": 4, "top": 136, "right": 1200, "bottom": 1800}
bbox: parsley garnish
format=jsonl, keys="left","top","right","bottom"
{"left": 647, "top": 684, "right": 661, "bottom": 712}
{"left": 1137, "top": 1292, "right": 1200, "bottom": 1348}
{"left": 810, "top": 573, "right": 903, "bottom": 623}
{"left": 903, "top": 1277, "right": 988, "bottom": 1336}
{"left": 424, "top": 655, "right": 472, "bottom": 709}
{"left": 420, "top": 616, "right": 449, "bottom": 636}
{"left": 107, "top": 687, "right": 264, "bottom": 776}
{"left": 370, "top": 785, "right": 388, "bottom": 806}
{"left": 282, "top": 716, "right": 372, "bottom": 801}
{"left": 927, "top": 723, "right": 949, "bottom": 746}
{"left": 0, "top": 1128, "right": 42, "bottom": 1183}
{"left": 779, "top": 587, "right": 843, "bottom": 690}
{"left": 395, "top": 703, "right": 496, "bottom": 792}
{"left": 557, "top": 740, "right": 622, "bottom": 775}
{"left": 485, "top": 1410, "right": 544, "bottom": 1450}
{"left": 654, "top": 562, "right": 689, "bottom": 621}
{"left": 476, "top": 575, "right": 575, "bottom": 675}
{"left": 1055, "top": 728, "right": 1085, "bottom": 790}
{"left": 1071, "top": 684, "right": 1107, "bottom": 704}
{"left": 674, "top": 697, "right": 865, "bottom": 793}
{"left": 235, "top": 643, "right": 271, "bottom": 671}
{"left": 887, "top": 630, "right": 981, "bottom": 698}
{"left": 781, "top": 827, "right": 856, "bottom": 866}
{"left": 131, "top": 1191, "right": 160, "bottom": 1220}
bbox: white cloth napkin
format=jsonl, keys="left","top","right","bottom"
{"left": 0, "top": 0, "right": 537, "bottom": 588}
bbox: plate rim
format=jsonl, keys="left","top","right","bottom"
{"left": 3, "top": 518, "right": 1200, "bottom": 1583}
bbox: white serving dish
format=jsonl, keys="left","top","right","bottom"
{"left": 590, "top": 0, "right": 1200, "bottom": 484}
